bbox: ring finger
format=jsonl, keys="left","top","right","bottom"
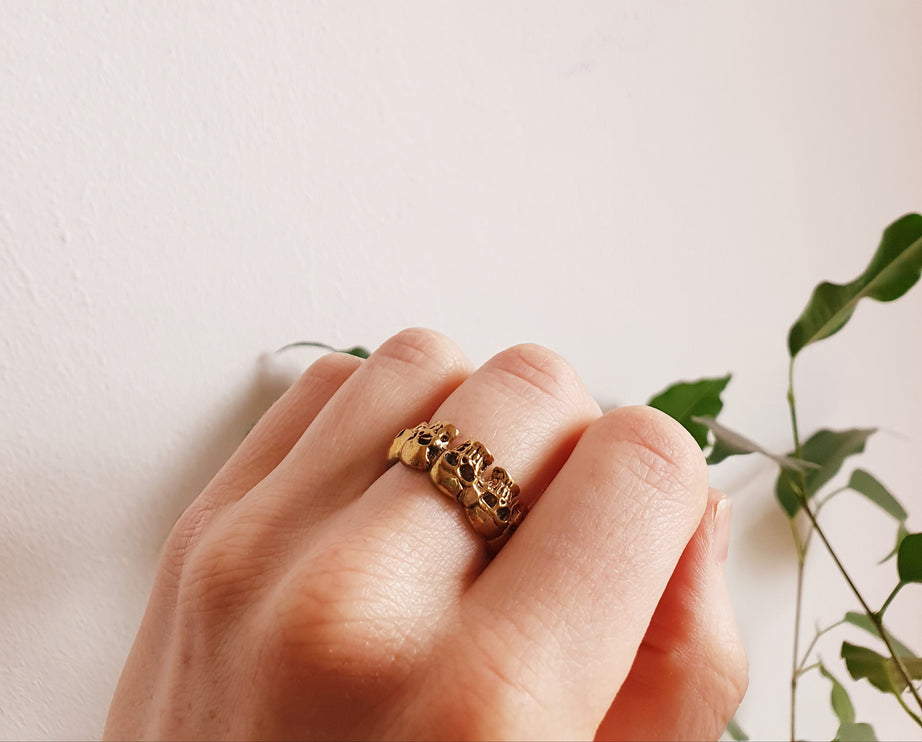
{"left": 299, "top": 342, "right": 603, "bottom": 619}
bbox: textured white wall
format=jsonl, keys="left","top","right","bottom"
{"left": 2, "top": 1, "right": 921, "bottom": 739}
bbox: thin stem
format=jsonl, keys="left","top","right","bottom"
{"left": 787, "top": 361, "right": 808, "bottom": 742}
{"left": 801, "top": 478, "right": 844, "bottom": 554}
{"left": 802, "top": 518, "right": 815, "bottom": 553}
{"left": 787, "top": 361, "right": 803, "bottom": 457}
{"left": 276, "top": 341, "right": 338, "bottom": 353}
{"left": 799, "top": 500, "right": 922, "bottom": 720}
{"left": 797, "top": 661, "right": 822, "bottom": 678}
{"left": 790, "top": 555, "right": 803, "bottom": 742}
{"left": 878, "top": 582, "right": 903, "bottom": 618}
{"left": 785, "top": 360, "right": 922, "bottom": 732}
{"left": 815, "top": 485, "right": 849, "bottom": 512}
{"left": 894, "top": 690, "right": 922, "bottom": 728}
{"left": 797, "top": 619, "right": 846, "bottom": 673}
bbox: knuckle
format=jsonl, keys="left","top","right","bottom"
{"left": 160, "top": 499, "right": 218, "bottom": 584}
{"left": 301, "top": 349, "right": 363, "bottom": 388}
{"left": 373, "top": 327, "right": 468, "bottom": 378}
{"left": 177, "top": 521, "right": 269, "bottom": 619}
{"left": 487, "top": 343, "right": 588, "bottom": 410}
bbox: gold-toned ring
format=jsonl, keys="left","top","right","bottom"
{"left": 387, "top": 421, "right": 525, "bottom": 552}
{"left": 387, "top": 421, "right": 459, "bottom": 470}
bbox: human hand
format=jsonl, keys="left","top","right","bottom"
{"left": 104, "top": 328, "right": 747, "bottom": 740}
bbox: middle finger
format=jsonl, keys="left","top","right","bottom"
{"left": 344, "top": 342, "right": 602, "bottom": 601}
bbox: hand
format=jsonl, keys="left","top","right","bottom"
{"left": 105, "top": 328, "right": 747, "bottom": 740}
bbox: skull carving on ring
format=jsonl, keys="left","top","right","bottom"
{"left": 430, "top": 439, "right": 494, "bottom": 504}
{"left": 465, "top": 466, "right": 523, "bottom": 542}
{"left": 387, "top": 421, "right": 459, "bottom": 471}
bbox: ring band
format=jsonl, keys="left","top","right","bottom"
{"left": 387, "top": 421, "right": 525, "bottom": 552}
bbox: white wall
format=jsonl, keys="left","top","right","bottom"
{"left": 2, "top": 1, "right": 921, "bottom": 739}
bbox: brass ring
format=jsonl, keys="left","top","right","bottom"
{"left": 387, "top": 421, "right": 525, "bottom": 552}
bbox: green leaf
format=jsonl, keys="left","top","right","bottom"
{"left": 277, "top": 341, "right": 371, "bottom": 359}
{"left": 775, "top": 473, "right": 801, "bottom": 519}
{"left": 842, "top": 642, "right": 922, "bottom": 693}
{"left": 723, "top": 716, "right": 749, "bottom": 741}
{"left": 847, "top": 470, "right": 907, "bottom": 522}
{"left": 844, "top": 611, "right": 915, "bottom": 658}
{"left": 835, "top": 722, "right": 878, "bottom": 742}
{"left": 692, "top": 416, "right": 819, "bottom": 469}
{"left": 820, "top": 663, "right": 855, "bottom": 726}
{"left": 842, "top": 642, "right": 897, "bottom": 692}
{"left": 707, "top": 435, "right": 745, "bottom": 466}
{"left": 646, "top": 375, "right": 731, "bottom": 450}
{"left": 897, "top": 533, "right": 922, "bottom": 584}
{"left": 775, "top": 428, "right": 877, "bottom": 517}
{"left": 788, "top": 213, "right": 922, "bottom": 358}
{"left": 881, "top": 522, "right": 910, "bottom": 563}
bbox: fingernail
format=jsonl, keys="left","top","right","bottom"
{"left": 712, "top": 497, "right": 733, "bottom": 565}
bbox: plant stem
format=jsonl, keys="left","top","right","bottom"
{"left": 787, "top": 361, "right": 807, "bottom": 742}
{"left": 785, "top": 360, "right": 922, "bottom": 731}
{"left": 799, "top": 498, "right": 922, "bottom": 720}
{"left": 787, "top": 361, "right": 803, "bottom": 457}
{"left": 276, "top": 341, "right": 338, "bottom": 353}
{"left": 894, "top": 690, "right": 922, "bottom": 728}
{"left": 797, "top": 661, "right": 822, "bottom": 678}
{"left": 789, "top": 556, "right": 803, "bottom": 742}
{"left": 815, "top": 485, "right": 849, "bottom": 511}
{"left": 878, "top": 582, "right": 903, "bottom": 618}
{"left": 797, "top": 619, "right": 846, "bottom": 674}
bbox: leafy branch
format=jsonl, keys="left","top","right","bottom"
{"left": 649, "top": 213, "right": 922, "bottom": 742}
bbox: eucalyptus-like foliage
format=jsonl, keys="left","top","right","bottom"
{"left": 649, "top": 213, "right": 922, "bottom": 742}
{"left": 774, "top": 428, "right": 877, "bottom": 517}
{"left": 646, "top": 375, "right": 730, "bottom": 449}
{"left": 898, "top": 534, "right": 922, "bottom": 584}
{"left": 842, "top": 643, "right": 922, "bottom": 694}
{"left": 844, "top": 611, "right": 915, "bottom": 658}
{"left": 787, "top": 213, "right": 922, "bottom": 358}
{"left": 847, "top": 470, "right": 908, "bottom": 522}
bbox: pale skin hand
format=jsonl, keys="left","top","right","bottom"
{"left": 105, "top": 328, "right": 748, "bottom": 740}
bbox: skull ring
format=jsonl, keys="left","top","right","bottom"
{"left": 386, "top": 421, "right": 525, "bottom": 553}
